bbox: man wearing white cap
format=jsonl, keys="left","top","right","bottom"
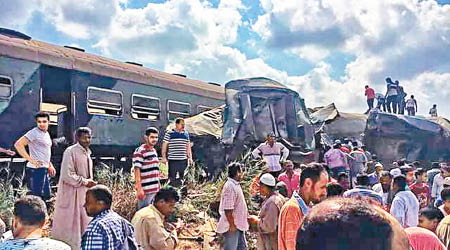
{"left": 368, "top": 163, "right": 384, "bottom": 186}
{"left": 390, "top": 168, "right": 402, "bottom": 178}
{"left": 248, "top": 173, "right": 286, "bottom": 250}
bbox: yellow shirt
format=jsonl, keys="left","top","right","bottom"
{"left": 131, "top": 205, "right": 177, "bottom": 250}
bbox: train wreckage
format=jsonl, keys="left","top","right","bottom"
{"left": 173, "top": 78, "right": 450, "bottom": 177}
{"left": 0, "top": 28, "right": 448, "bottom": 176}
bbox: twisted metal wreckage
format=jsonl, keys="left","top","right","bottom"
{"left": 176, "top": 78, "right": 450, "bottom": 175}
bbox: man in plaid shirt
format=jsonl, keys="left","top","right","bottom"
{"left": 81, "top": 185, "right": 137, "bottom": 250}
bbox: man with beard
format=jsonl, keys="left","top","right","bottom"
{"left": 248, "top": 173, "right": 286, "bottom": 250}
{"left": 52, "top": 127, "right": 97, "bottom": 249}
{"left": 373, "top": 171, "right": 394, "bottom": 209}
{"left": 390, "top": 175, "right": 420, "bottom": 228}
{"left": 133, "top": 127, "right": 160, "bottom": 208}
{"left": 278, "top": 163, "right": 328, "bottom": 250}
{"left": 368, "top": 163, "right": 384, "bottom": 186}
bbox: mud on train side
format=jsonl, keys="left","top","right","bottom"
{"left": 0, "top": 28, "right": 225, "bottom": 174}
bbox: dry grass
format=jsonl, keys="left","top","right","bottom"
{"left": 95, "top": 163, "right": 137, "bottom": 221}
{"left": 0, "top": 152, "right": 264, "bottom": 249}
{"left": 177, "top": 150, "right": 264, "bottom": 249}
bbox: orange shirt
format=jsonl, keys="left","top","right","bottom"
{"left": 278, "top": 193, "right": 306, "bottom": 250}
{"left": 250, "top": 175, "right": 260, "bottom": 197}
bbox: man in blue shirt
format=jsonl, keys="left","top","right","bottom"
{"left": 81, "top": 185, "right": 137, "bottom": 250}
{"left": 162, "top": 118, "right": 193, "bottom": 187}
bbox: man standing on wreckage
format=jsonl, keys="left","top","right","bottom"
{"left": 252, "top": 132, "right": 289, "bottom": 179}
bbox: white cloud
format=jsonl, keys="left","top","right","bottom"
{"left": 402, "top": 72, "right": 450, "bottom": 117}
{"left": 292, "top": 45, "right": 330, "bottom": 63}
{"left": 251, "top": 0, "right": 450, "bottom": 117}
{"left": 40, "top": 0, "right": 119, "bottom": 39}
{"left": 93, "top": 0, "right": 243, "bottom": 64}
{"left": 0, "top": 0, "right": 39, "bottom": 29}
{"left": 286, "top": 62, "right": 361, "bottom": 111}
{"left": 1, "top": 0, "right": 449, "bottom": 119}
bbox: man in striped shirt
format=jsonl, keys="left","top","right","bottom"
{"left": 162, "top": 118, "right": 193, "bottom": 187}
{"left": 133, "top": 127, "right": 160, "bottom": 209}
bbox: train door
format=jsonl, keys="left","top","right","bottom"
{"left": 39, "top": 66, "right": 74, "bottom": 144}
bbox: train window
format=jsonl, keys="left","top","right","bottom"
{"left": 197, "top": 105, "right": 212, "bottom": 114}
{"left": 131, "top": 94, "right": 160, "bottom": 121}
{"left": 0, "top": 76, "right": 13, "bottom": 99}
{"left": 167, "top": 100, "right": 191, "bottom": 121}
{"left": 87, "top": 87, "right": 123, "bottom": 116}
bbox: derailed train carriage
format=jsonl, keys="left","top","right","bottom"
{"left": 308, "top": 103, "right": 450, "bottom": 164}
{"left": 364, "top": 111, "right": 450, "bottom": 163}
{"left": 222, "top": 77, "right": 315, "bottom": 163}
{"left": 0, "top": 28, "right": 224, "bottom": 172}
{"left": 165, "top": 78, "right": 316, "bottom": 178}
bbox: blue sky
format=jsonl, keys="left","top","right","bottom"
{"left": 1, "top": 0, "right": 450, "bottom": 118}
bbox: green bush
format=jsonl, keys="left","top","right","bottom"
{"left": 0, "top": 182, "right": 27, "bottom": 229}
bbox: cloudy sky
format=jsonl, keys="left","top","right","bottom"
{"left": 1, "top": 0, "right": 450, "bottom": 118}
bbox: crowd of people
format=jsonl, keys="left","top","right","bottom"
{"left": 0, "top": 112, "right": 450, "bottom": 250}
{"left": 364, "top": 78, "right": 438, "bottom": 117}
{"left": 222, "top": 134, "right": 450, "bottom": 250}
{"left": 0, "top": 113, "right": 191, "bottom": 249}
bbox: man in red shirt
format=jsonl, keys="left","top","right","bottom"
{"left": 365, "top": 85, "right": 376, "bottom": 114}
{"left": 409, "top": 168, "right": 430, "bottom": 209}
{"left": 278, "top": 160, "right": 300, "bottom": 198}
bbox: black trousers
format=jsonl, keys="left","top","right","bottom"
{"left": 168, "top": 159, "right": 188, "bottom": 187}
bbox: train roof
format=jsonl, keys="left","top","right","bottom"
{"left": 0, "top": 33, "right": 224, "bottom": 99}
